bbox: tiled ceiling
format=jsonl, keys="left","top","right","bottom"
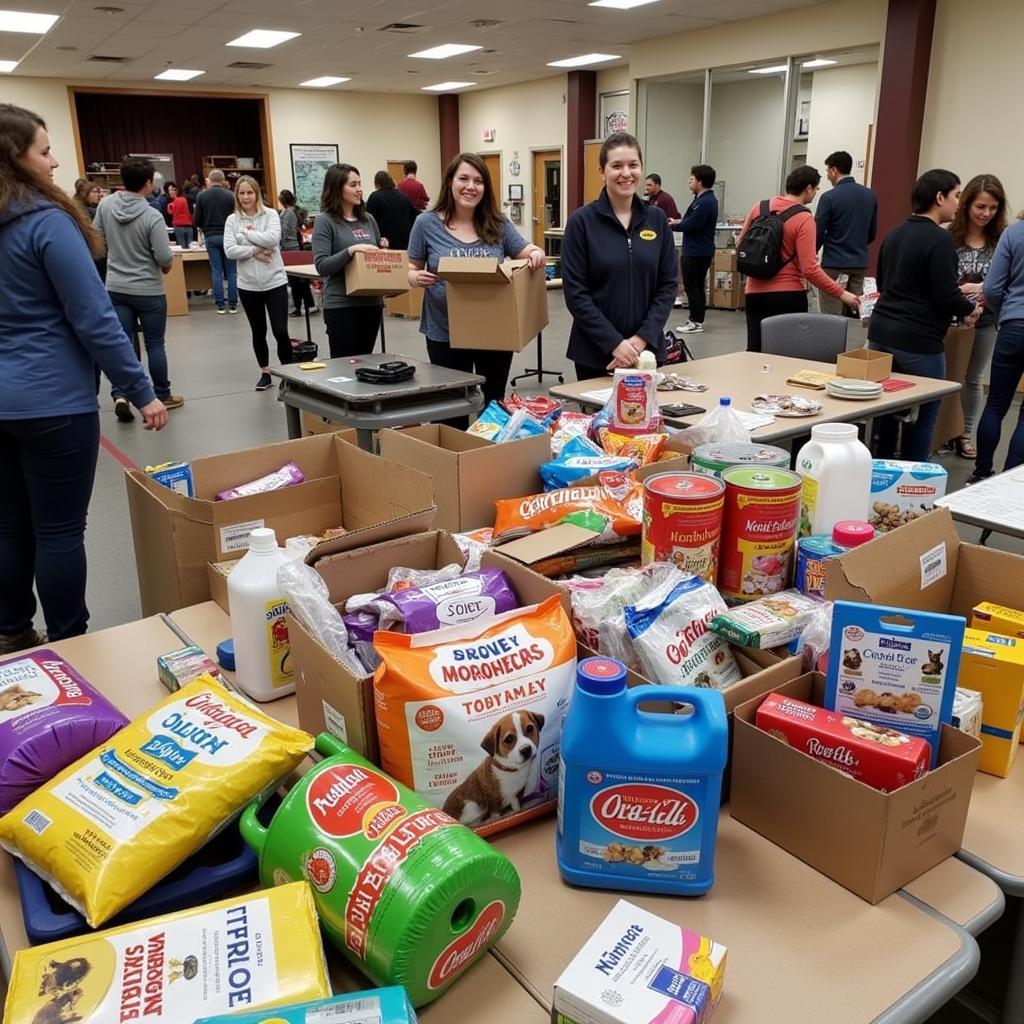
{"left": 2, "top": 0, "right": 825, "bottom": 93}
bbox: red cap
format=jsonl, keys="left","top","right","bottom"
{"left": 832, "top": 520, "right": 875, "bottom": 548}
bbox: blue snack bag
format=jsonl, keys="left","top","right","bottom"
{"left": 540, "top": 436, "right": 638, "bottom": 491}
{"left": 467, "top": 400, "right": 510, "bottom": 440}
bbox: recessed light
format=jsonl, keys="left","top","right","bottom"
{"left": 0, "top": 10, "right": 59, "bottom": 33}
{"left": 801, "top": 58, "right": 838, "bottom": 68}
{"left": 0, "top": 59, "right": 17, "bottom": 72}
{"left": 154, "top": 68, "right": 204, "bottom": 81}
{"left": 408, "top": 43, "right": 482, "bottom": 59}
{"left": 421, "top": 80, "right": 475, "bottom": 91}
{"left": 748, "top": 64, "right": 788, "bottom": 74}
{"left": 547, "top": 53, "right": 620, "bottom": 68}
{"left": 589, "top": 0, "right": 659, "bottom": 8}
{"left": 226, "top": 29, "right": 299, "bottom": 48}
{"left": 300, "top": 75, "right": 350, "bottom": 87}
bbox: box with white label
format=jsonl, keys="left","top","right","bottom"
{"left": 553, "top": 900, "right": 726, "bottom": 1024}
{"left": 869, "top": 461, "right": 947, "bottom": 533}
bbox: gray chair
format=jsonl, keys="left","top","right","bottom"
{"left": 760, "top": 313, "right": 849, "bottom": 361}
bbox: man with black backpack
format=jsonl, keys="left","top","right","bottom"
{"left": 737, "top": 165, "right": 860, "bottom": 352}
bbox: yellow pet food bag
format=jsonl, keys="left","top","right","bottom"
{"left": 0, "top": 676, "right": 313, "bottom": 927}
{"left": 3, "top": 881, "right": 330, "bottom": 1023}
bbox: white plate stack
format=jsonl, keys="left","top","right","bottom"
{"left": 826, "top": 378, "right": 884, "bottom": 401}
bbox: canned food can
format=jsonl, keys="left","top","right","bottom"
{"left": 718, "top": 468, "right": 803, "bottom": 603}
{"left": 691, "top": 443, "right": 790, "bottom": 477}
{"left": 641, "top": 471, "right": 725, "bottom": 580}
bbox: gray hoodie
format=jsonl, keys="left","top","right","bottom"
{"left": 93, "top": 191, "right": 172, "bottom": 295}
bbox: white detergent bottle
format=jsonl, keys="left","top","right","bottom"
{"left": 795, "top": 423, "right": 872, "bottom": 537}
{"left": 228, "top": 527, "right": 294, "bottom": 701}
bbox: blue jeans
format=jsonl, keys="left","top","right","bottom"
{"left": 869, "top": 343, "right": 945, "bottom": 461}
{"left": 0, "top": 413, "right": 100, "bottom": 639}
{"left": 976, "top": 320, "right": 1024, "bottom": 476}
{"left": 205, "top": 234, "right": 237, "bottom": 308}
{"left": 174, "top": 226, "right": 193, "bottom": 248}
{"left": 108, "top": 291, "right": 170, "bottom": 400}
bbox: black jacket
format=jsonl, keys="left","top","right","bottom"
{"left": 814, "top": 176, "right": 878, "bottom": 269}
{"left": 193, "top": 186, "right": 236, "bottom": 238}
{"left": 366, "top": 187, "right": 418, "bottom": 251}
{"left": 562, "top": 189, "right": 678, "bottom": 369}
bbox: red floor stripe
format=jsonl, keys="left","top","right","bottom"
{"left": 99, "top": 434, "right": 138, "bottom": 471}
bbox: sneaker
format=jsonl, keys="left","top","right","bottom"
{"left": 0, "top": 627, "right": 45, "bottom": 655}
{"left": 677, "top": 321, "right": 704, "bottom": 334}
{"left": 289, "top": 308, "right": 302, "bottom": 318}
{"left": 966, "top": 470, "right": 993, "bottom": 486}
{"left": 216, "top": 305, "right": 227, "bottom": 315}
{"left": 228, "top": 305, "right": 239, "bottom": 315}
{"left": 162, "top": 395, "right": 185, "bottom": 410}
{"left": 114, "top": 397, "right": 134, "bottom": 423}
{"left": 673, "top": 297, "right": 684, "bottom": 309}
{"left": 255, "top": 372, "right": 273, "bottom": 391}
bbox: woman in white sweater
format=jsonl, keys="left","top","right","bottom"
{"left": 224, "top": 175, "right": 293, "bottom": 390}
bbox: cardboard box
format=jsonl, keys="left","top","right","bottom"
{"left": 836, "top": 348, "right": 893, "bottom": 382}
{"left": 959, "top": 628, "right": 1024, "bottom": 776}
{"left": 126, "top": 434, "right": 436, "bottom": 615}
{"left": 933, "top": 326, "right": 972, "bottom": 448}
{"left": 384, "top": 286, "right": 424, "bottom": 318}
{"left": 972, "top": 601, "right": 1024, "bottom": 640}
{"left": 730, "top": 672, "right": 981, "bottom": 903}
{"left": 714, "top": 249, "right": 738, "bottom": 273}
{"left": 437, "top": 257, "right": 549, "bottom": 352}
{"left": 711, "top": 269, "right": 744, "bottom": 310}
{"left": 299, "top": 413, "right": 359, "bottom": 439}
{"left": 378, "top": 425, "right": 549, "bottom": 533}
{"left": 289, "top": 530, "right": 568, "bottom": 761}
{"left": 343, "top": 248, "right": 410, "bottom": 296}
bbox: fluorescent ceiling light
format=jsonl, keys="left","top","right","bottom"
{"left": 408, "top": 43, "right": 482, "bottom": 59}
{"left": 226, "top": 29, "right": 299, "bottom": 48}
{"left": 801, "top": 58, "right": 837, "bottom": 68}
{"left": 547, "top": 52, "right": 620, "bottom": 68}
{"left": 154, "top": 68, "right": 204, "bottom": 81}
{"left": 0, "top": 10, "right": 58, "bottom": 33}
{"left": 589, "top": 0, "right": 659, "bottom": 8}
{"left": 748, "top": 64, "right": 788, "bottom": 74}
{"left": 421, "top": 80, "right": 475, "bottom": 91}
{"left": 0, "top": 59, "right": 17, "bottom": 72}
{"left": 300, "top": 75, "right": 350, "bottom": 87}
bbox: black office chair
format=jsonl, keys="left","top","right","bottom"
{"left": 760, "top": 313, "right": 849, "bottom": 360}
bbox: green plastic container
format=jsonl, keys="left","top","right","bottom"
{"left": 240, "top": 733, "right": 521, "bottom": 1007}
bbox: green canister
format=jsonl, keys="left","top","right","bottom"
{"left": 691, "top": 442, "right": 790, "bottom": 477}
{"left": 240, "top": 733, "right": 521, "bottom": 1007}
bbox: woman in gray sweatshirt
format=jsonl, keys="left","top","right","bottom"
{"left": 312, "top": 164, "right": 384, "bottom": 358}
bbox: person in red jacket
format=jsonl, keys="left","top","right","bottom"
{"left": 740, "top": 165, "right": 860, "bottom": 352}
{"left": 396, "top": 160, "right": 429, "bottom": 212}
{"left": 167, "top": 188, "right": 194, "bottom": 248}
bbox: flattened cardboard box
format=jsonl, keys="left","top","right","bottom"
{"left": 343, "top": 248, "right": 410, "bottom": 296}
{"left": 730, "top": 672, "right": 980, "bottom": 904}
{"left": 126, "top": 433, "right": 435, "bottom": 615}
{"left": 290, "top": 530, "right": 569, "bottom": 762}
{"left": 378, "top": 424, "right": 549, "bottom": 533}
{"left": 438, "top": 257, "right": 549, "bottom": 352}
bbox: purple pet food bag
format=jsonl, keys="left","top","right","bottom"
{"left": 342, "top": 610, "right": 380, "bottom": 645}
{"left": 0, "top": 651, "right": 129, "bottom": 814}
{"left": 377, "top": 568, "right": 518, "bottom": 634}
{"left": 215, "top": 462, "right": 305, "bottom": 501}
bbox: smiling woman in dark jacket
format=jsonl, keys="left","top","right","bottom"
{"left": 561, "top": 132, "right": 678, "bottom": 380}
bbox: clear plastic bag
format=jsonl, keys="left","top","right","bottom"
{"left": 675, "top": 396, "right": 751, "bottom": 448}
{"left": 795, "top": 599, "right": 833, "bottom": 673}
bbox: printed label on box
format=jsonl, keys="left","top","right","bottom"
{"left": 219, "top": 519, "right": 265, "bottom": 554}
{"left": 920, "top": 542, "right": 947, "bottom": 589}
{"left": 322, "top": 701, "right": 348, "bottom": 743}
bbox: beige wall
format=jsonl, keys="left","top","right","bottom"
{"left": 458, "top": 76, "right": 567, "bottom": 228}
{"left": 921, "top": 0, "right": 1024, "bottom": 211}
{"left": 0, "top": 76, "right": 441, "bottom": 200}
{"left": 596, "top": 65, "right": 631, "bottom": 97}
{"left": 804, "top": 62, "right": 878, "bottom": 186}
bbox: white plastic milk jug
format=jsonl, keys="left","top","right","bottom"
{"left": 228, "top": 527, "right": 294, "bottom": 701}
{"left": 795, "top": 423, "right": 872, "bottom": 537}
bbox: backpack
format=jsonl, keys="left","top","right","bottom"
{"left": 736, "top": 200, "right": 810, "bottom": 279}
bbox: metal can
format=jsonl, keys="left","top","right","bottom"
{"left": 718, "top": 468, "right": 803, "bottom": 603}
{"left": 641, "top": 471, "right": 725, "bottom": 581}
{"left": 691, "top": 443, "right": 790, "bottom": 477}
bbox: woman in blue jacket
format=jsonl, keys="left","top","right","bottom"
{"left": 0, "top": 104, "right": 166, "bottom": 652}
{"left": 561, "top": 132, "right": 679, "bottom": 380}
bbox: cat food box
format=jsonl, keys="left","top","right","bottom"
{"left": 868, "top": 461, "right": 947, "bottom": 533}
{"left": 756, "top": 692, "right": 930, "bottom": 793}
{"left": 825, "top": 601, "right": 964, "bottom": 769}
{"left": 553, "top": 899, "right": 726, "bottom": 1024}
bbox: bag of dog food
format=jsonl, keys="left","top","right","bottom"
{"left": 598, "top": 429, "right": 668, "bottom": 465}
{"left": 377, "top": 568, "right": 518, "bottom": 633}
{"left": 0, "top": 651, "right": 129, "bottom": 814}
{"left": 2, "top": 882, "right": 330, "bottom": 1024}
{"left": 374, "top": 596, "right": 576, "bottom": 837}
{"left": 0, "top": 676, "right": 313, "bottom": 927}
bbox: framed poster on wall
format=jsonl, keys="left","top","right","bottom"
{"left": 290, "top": 144, "right": 339, "bottom": 214}
{"left": 599, "top": 91, "right": 630, "bottom": 137}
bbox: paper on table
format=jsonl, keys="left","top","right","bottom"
{"left": 937, "top": 467, "right": 1024, "bottom": 530}
{"left": 735, "top": 410, "right": 776, "bottom": 430}
{"left": 580, "top": 387, "right": 612, "bottom": 403}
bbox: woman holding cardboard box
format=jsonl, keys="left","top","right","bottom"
{"left": 407, "top": 152, "right": 545, "bottom": 425}
{"left": 312, "top": 163, "right": 385, "bottom": 359}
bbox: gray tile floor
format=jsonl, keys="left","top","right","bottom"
{"left": 82, "top": 289, "right": 1017, "bottom": 632}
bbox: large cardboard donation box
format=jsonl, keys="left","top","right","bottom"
{"left": 437, "top": 257, "right": 549, "bottom": 351}
{"left": 126, "top": 434, "right": 435, "bottom": 615}
{"left": 343, "top": 249, "right": 410, "bottom": 296}
{"left": 378, "top": 425, "right": 550, "bottom": 532}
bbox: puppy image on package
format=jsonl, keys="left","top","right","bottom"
{"left": 443, "top": 711, "right": 545, "bottom": 824}
{"left": 923, "top": 649, "right": 944, "bottom": 676}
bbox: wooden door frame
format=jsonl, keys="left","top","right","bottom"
{"left": 530, "top": 147, "right": 563, "bottom": 250}
{"left": 67, "top": 85, "right": 277, "bottom": 201}
{"left": 477, "top": 150, "right": 502, "bottom": 204}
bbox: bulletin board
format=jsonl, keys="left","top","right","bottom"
{"left": 290, "top": 143, "right": 339, "bottom": 214}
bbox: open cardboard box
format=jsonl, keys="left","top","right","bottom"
{"left": 730, "top": 671, "right": 980, "bottom": 904}
{"left": 384, "top": 285, "right": 424, "bottom": 318}
{"left": 299, "top": 414, "right": 359, "bottom": 439}
{"left": 126, "top": 434, "right": 436, "bottom": 615}
{"left": 836, "top": 348, "right": 893, "bottom": 382}
{"left": 343, "top": 248, "right": 410, "bottom": 296}
{"left": 289, "top": 530, "right": 568, "bottom": 762}
{"left": 378, "top": 425, "right": 550, "bottom": 533}
{"left": 437, "top": 257, "right": 548, "bottom": 352}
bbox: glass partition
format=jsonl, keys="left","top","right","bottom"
{"left": 636, "top": 71, "right": 705, "bottom": 210}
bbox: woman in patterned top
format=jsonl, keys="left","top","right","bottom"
{"left": 949, "top": 174, "right": 1008, "bottom": 459}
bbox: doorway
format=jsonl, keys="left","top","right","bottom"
{"left": 479, "top": 152, "right": 502, "bottom": 203}
{"left": 531, "top": 149, "right": 561, "bottom": 250}
{"left": 387, "top": 160, "right": 408, "bottom": 186}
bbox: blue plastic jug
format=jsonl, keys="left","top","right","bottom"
{"left": 557, "top": 657, "right": 728, "bottom": 896}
